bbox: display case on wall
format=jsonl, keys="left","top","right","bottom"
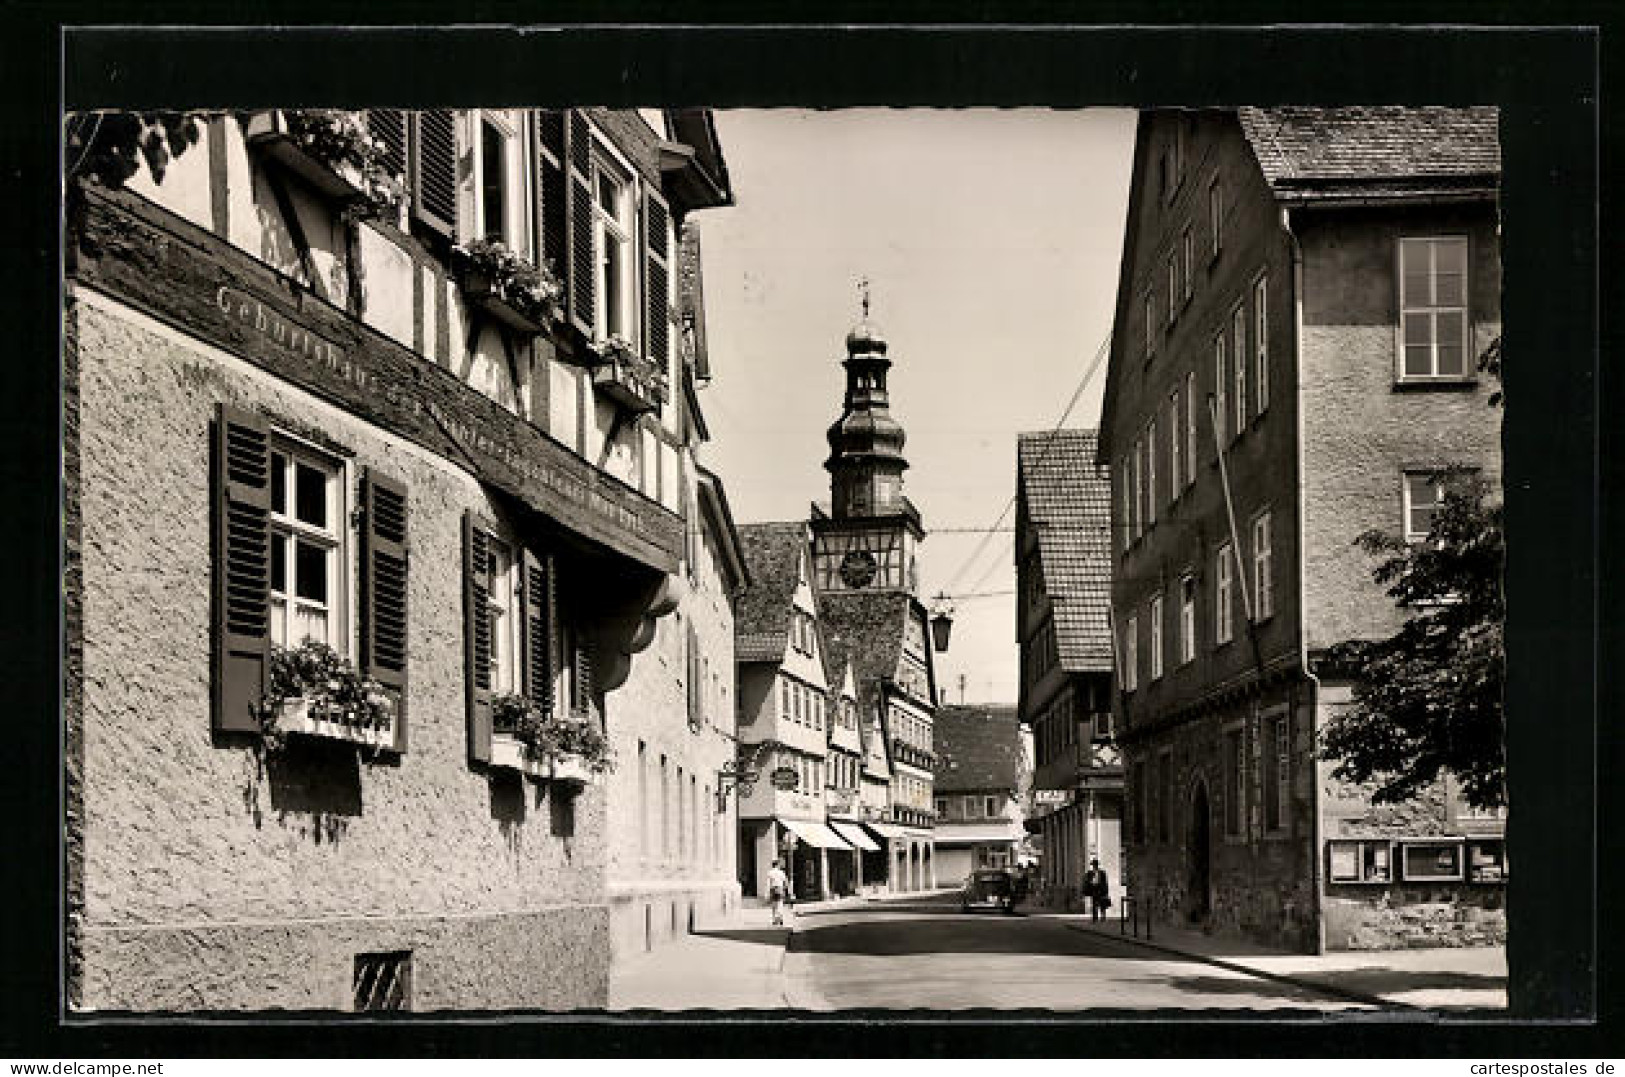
{"left": 1327, "top": 839, "right": 1393, "bottom": 884}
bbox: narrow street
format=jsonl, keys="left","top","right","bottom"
{"left": 782, "top": 893, "right": 1374, "bottom": 1012}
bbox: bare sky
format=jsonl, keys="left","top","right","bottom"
{"left": 697, "top": 108, "right": 1136, "bottom": 705}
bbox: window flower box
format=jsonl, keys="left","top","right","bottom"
{"left": 550, "top": 754, "right": 596, "bottom": 786}
{"left": 490, "top": 693, "right": 613, "bottom": 783}
{"left": 450, "top": 240, "right": 562, "bottom": 334}
{"left": 590, "top": 337, "right": 669, "bottom": 414}
{"left": 273, "top": 697, "right": 397, "bottom": 751}
{"left": 489, "top": 735, "right": 550, "bottom": 779}
{"left": 243, "top": 110, "right": 406, "bottom": 223}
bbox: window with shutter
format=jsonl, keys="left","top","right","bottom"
{"left": 535, "top": 110, "right": 567, "bottom": 277}
{"left": 520, "top": 548, "right": 555, "bottom": 714}
{"left": 366, "top": 110, "right": 408, "bottom": 186}
{"left": 212, "top": 404, "right": 273, "bottom": 734}
{"left": 463, "top": 513, "right": 493, "bottom": 762}
{"left": 572, "top": 636, "right": 594, "bottom": 718}
{"left": 412, "top": 109, "right": 457, "bottom": 240}
{"left": 645, "top": 189, "right": 671, "bottom": 374}
{"left": 361, "top": 469, "right": 409, "bottom": 752}
{"left": 566, "top": 110, "right": 595, "bottom": 337}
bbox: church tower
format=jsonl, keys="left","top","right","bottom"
{"left": 810, "top": 286, "right": 926, "bottom": 596}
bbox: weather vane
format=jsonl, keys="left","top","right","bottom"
{"left": 858, "top": 276, "right": 871, "bottom": 320}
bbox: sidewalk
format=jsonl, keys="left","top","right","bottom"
{"left": 607, "top": 904, "right": 791, "bottom": 1011}
{"left": 1055, "top": 910, "right": 1508, "bottom": 1011}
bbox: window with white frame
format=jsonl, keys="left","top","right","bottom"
{"left": 1215, "top": 541, "right": 1234, "bottom": 645}
{"left": 484, "top": 534, "right": 520, "bottom": 695}
{"left": 1149, "top": 592, "right": 1164, "bottom": 680}
{"left": 269, "top": 440, "right": 347, "bottom": 652}
{"left": 591, "top": 147, "right": 637, "bottom": 343}
{"left": 1146, "top": 419, "right": 1158, "bottom": 526}
{"left": 474, "top": 111, "right": 526, "bottom": 251}
{"left": 1166, "top": 252, "right": 1179, "bottom": 325}
{"left": 1252, "top": 509, "right": 1273, "bottom": 620}
{"left": 1399, "top": 237, "right": 1469, "bottom": 380}
{"left": 1403, "top": 471, "right": 1448, "bottom": 540}
{"left": 1185, "top": 371, "right": 1197, "bottom": 485}
{"left": 1232, "top": 303, "right": 1248, "bottom": 436}
{"left": 1169, "top": 388, "right": 1182, "bottom": 494}
{"left": 1143, "top": 292, "right": 1155, "bottom": 362}
{"left": 1208, "top": 176, "right": 1222, "bottom": 259}
{"left": 964, "top": 795, "right": 981, "bottom": 819}
{"left": 1123, "top": 613, "right": 1138, "bottom": 691}
{"left": 1254, "top": 274, "right": 1270, "bottom": 413}
{"left": 1179, "top": 573, "right": 1197, "bottom": 664}
{"left": 985, "top": 795, "right": 999, "bottom": 818}
{"left": 1181, "top": 227, "right": 1194, "bottom": 304}
{"left": 1133, "top": 437, "right": 1145, "bottom": 540}
{"left": 1212, "top": 332, "right": 1228, "bottom": 446}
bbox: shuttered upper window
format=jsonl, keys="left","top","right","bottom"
{"left": 268, "top": 439, "right": 347, "bottom": 653}
{"left": 592, "top": 149, "right": 636, "bottom": 343}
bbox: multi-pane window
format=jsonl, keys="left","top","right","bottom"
{"left": 1252, "top": 510, "right": 1274, "bottom": 620}
{"left": 1123, "top": 613, "right": 1138, "bottom": 692}
{"left": 1399, "top": 237, "right": 1469, "bottom": 379}
{"left": 484, "top": 535, "right": 520, "bottom": 694}
{"left": 1146, "top": 418, "right": 1158, "bottom": 526}
{"left": 1223, "top": 727, "right": 1244, "bottom": 836}
{"left": 1254, "top": 275, "right": 1270, "bottom": 413}
{"left": 1232, "top": 303, "right": 1248, "bottom": 436}
{"left": 1143, "top": 293, "right": 1155, "bottom": 362}
{"left": 780, "top": 678, "right": 791, "bottom": 720}
{"left": 964, "top": 795, "right": 981, "bottom": 819}
{"left": 592, "top": 150, "right": 636, "bottom": 343}
{"left": 1149, "top": 592, "right": 1164, "bottom": 680}
{"left": 475, "top": 111, "right": 525, "bottom": 250}
{"left": 1168, "top": 389, "right": 1182, "bottom": 495}
{"left": 1181, "top": 227, "right": 1194, "bottom": 304}
{"left": 1215, "top": 541, "right": 1234, "bottom": 645}
{"left": 1179, "top": 574, "right": 1197, "bottom": 664}
{"left": 1166, "top": 252, "right": 1179, "bottom": 326}
{"left": 1404, "top": 472, "right": 1448, "bottom": 540}
{"left": 1208, "top": 177, "right": 1222, "bottom": 258}
{"left": 1212, "top": 332, "right": 1228, "bottom": 446}
{"left": 1133, "top": 437, "right": 1145, "bottom": 540}
{"left": 268, "top": 441, "right": 345, "bottom": 651}
{"left": 1185, "top": 371, "right": 1197, "bottom": 485}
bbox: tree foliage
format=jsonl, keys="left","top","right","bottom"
{"left": 64, "top": 111, "right": 208, "bottom": 188}
{"left": 1319, "top": 337, "right": 1506, "bottom": 810}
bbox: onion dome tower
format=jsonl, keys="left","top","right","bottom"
{"left": 811, "top": 280, "right": 925, "bottom": 595}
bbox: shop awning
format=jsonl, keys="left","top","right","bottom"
{"left": 781, "top": 819, "right": 853, "bottom": 851}
{"left": 933, "top": 823, "right": 1024, "bottom": 845}
{"left": 863, "top": 822, "right": 906, "bottom": 841}
{"left": 829, "top": 821, "right": 881, "bottom": 852}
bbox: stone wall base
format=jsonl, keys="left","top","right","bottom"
{"left": 1324, "top": 886, "right": 1507, "bottom": 951}
{"left": 606, "top": 881, "right": 742, "bottom": 965}
{"left": 76, "top": 905, "right": 609, "bottom": 1013}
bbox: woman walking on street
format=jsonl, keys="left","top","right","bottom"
{"left": 767, "top": 859, "right": 793, "bottom": 926}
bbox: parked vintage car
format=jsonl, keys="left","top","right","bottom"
{"left": 960, "top": 869, "right": 1019, "bottom": 914}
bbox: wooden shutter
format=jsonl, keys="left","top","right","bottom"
{"left": 412, "top": 109, "right": 457, "bottom": 241}
{"left": 367, "top": 110, "right": 408, "bottom": 182}
{"left": 211, "top": 404, "right": 272, "bottom": 733}
{"left": 572, "top": 633, "right": 594, "bottom": 717}
{"left": 566, "top": 110, "right": 595, "bottom": 337}
{"left": 362, "top": 469, "right": 410, "bottom": 753}
{"left": 520, "top": 547, "right": 554, "bottom": 714}
{"left": 644, "top": 187, "right": 671, "bottom": 374}
{"left": 463, "top": 512, "right": 493, "bottom": 763}
{"left": 535, "top": 111, "right": 568, "bottom": 278}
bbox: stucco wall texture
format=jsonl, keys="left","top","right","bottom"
{"left": 71, "top": 291, "right": 610, "bottom": 1011}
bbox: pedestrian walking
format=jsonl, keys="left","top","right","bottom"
{"left": 1083, "top": 858, "right": 1111, "bottom": 923}
{"left": 767, "top": 859, "right": 793, "bottom": 926}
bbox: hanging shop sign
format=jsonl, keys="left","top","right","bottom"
{"left": 68, "top": 185, "right": 684, "bottom": 574}
{"left": 769, "top": 766, "right": 800, "bottom": 791}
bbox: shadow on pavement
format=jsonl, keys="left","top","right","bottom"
{"left": 790, "top": 916, "right": 1171, "bottom": 957}
{"left": 693, "top": 927, "right": 789, "bottom": 947}
{"left": 1294, "top": 967, "right": 1507, "bottom": 996}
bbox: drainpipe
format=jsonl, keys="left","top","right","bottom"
{"left": 1283, "top": 205, "right": 1327, "bottom": 956}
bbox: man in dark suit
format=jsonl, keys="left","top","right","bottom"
{"left": 1083, "top": 858, "right": 1111, "bottom": 922}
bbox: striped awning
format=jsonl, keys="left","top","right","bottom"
{"left": 829, "top": 820, "right": 881, "bottom": 852}
{"left": 780, "top": 819, "right": 853, "bottom": 851}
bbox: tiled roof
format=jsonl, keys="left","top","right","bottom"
{"left": 1237, "top": 107, "right": 1500, "bottom": 199}
{"left": 1017, "top": 429, "right": 1115, "bottom": 672}
{"left": 819, "top": 591, "right": 915, "bottom": 746}
{"left": 733, "top": 521, "right": 810, "bottom": 664}
{"left": 933, "top": 705, "right": 1022, "bottom": 793}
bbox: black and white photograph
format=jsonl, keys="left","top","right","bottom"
{"left": 23, "top": 19, "right": 1600, "bottom": 1059}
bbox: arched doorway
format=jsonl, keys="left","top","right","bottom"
{"left": 1187, "top": 780, "right": 1212, "bottom": 924}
